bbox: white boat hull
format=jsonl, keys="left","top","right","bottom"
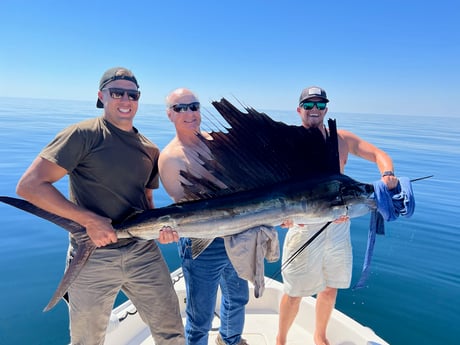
{"left": 104, "top": 268, "right": 388, "bottom": 345}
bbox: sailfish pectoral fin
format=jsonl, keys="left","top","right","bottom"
{"left": 191, "top": 238, "right": 214, "bottom": 259}
{"left": 44, "top": 233, "right": 96, "bottom": 311}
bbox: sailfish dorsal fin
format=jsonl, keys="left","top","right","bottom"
{"left": 179, "top": 98, "right": 340, "bottom": 201}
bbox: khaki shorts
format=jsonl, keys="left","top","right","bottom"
{"left": 281, "top": 220, "right": 352, "bottom": 297}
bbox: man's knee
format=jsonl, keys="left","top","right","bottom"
{"left": 318, "top": 287, "right": 337, "bottom": 303}
{"left": 284, "top": 294, "right": 302, "bottom": 307}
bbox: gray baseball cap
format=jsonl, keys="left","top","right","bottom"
{"left": 299, "top": 86, "right": 329, "bottom": 104}
{"left": 97, "top": 67, "right": 139, "bottom": 108}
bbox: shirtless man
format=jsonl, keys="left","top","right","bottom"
{"left": 276, "top": 86, "right": 398, "bottom": 345}
{"left": 159, "top": 88, "right": 249, "bottom": 345}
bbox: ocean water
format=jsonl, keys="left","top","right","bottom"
{"left": 0, "top": 97, "right": 458, "bottom": 345}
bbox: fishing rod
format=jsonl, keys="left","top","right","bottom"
{"left": 269, "top": 221, "right": 332, "bottom": 281}
{"left": 411, "top": 175, "right": 433, "bottom": 182}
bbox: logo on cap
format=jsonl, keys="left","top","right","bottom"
{"left": 308, "top": 87, "right": 323, "bottom": 96}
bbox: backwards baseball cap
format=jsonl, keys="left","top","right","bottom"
{"left": 299, "top": 86, "right": 329, "bottom": 104}
{"left": 96, "top": 67, "right": 139, "bottom": 108}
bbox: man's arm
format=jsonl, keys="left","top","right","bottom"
{"left": 145, "top": 188, "right": 154, "bottom": 209}
{"left": 339, "top": 130, "right": 398, "bottom": 189}
{"left": 16, "top": 156, "right": 117, "bottom": 247}
{"left": 144, "top": 186, "right": 179, "bottom": 243}
{"left": 158, "top": 151, "right": 187, "bottom": 203}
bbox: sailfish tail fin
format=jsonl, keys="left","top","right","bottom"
{"left": 44, "top": 234, "right": 96, "bottom": 311}
{"left": 0, "top": 196, "right": 96, "bottom": 311}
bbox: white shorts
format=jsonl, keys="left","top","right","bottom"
{"left": 281, "top": 220, "right": 352, "bottom": 297}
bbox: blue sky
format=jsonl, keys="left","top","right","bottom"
{"left": 1, "top": 0, "right": 459, "bottom": 116}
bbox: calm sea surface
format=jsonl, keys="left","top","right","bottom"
{"left": 0, "top": 97, "right": 458, "bottom": 345}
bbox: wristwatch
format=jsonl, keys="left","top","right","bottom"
{"left": 382, "top": 171, "right": 395, "bottom": 177}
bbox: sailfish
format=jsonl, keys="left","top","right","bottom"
{"left": 0, "top": 98, "right": 376, "bottom": 311}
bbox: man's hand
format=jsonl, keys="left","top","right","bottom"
{"left": 280, "top": 219, "right": 294, "bottom": 229}
{"left": 333, "top": 215, "right": 350, "bottom": 223}
{"left": 158, "top": 226, "right": 179, "bottom": 244}
{"left": 382, "top": 175, "right": 399, "bottom": 190}
{"left": 85, "top": 215, "right": 117, "bottom": 247}
{"left": 280, "top": 220, "right": 306, "bottom": 228}
{"left": 281, "top": 216, "right": 349, "bottom": 228}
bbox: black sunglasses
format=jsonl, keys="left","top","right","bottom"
{"left": 300, "top": 101, "right": 327, "bottom": 110}
{"left": 170, "top": 102, "right": 200, "bottom": 113}
{"left": 103, "top": 88, "right": 141, "bottom": 101}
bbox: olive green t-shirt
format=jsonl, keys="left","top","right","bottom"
{"left": 40, "top": 117, "right": 159, "bottom": 225}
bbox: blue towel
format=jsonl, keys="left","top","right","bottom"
{"left": 353, "top": 177, "right": 415, "bottom": 289}
{"left": 374, "top": 176, "right": 415, "bottom": 221}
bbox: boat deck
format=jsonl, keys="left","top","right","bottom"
{"left": 106, "top": 310, "right": 314, "bottom": 345}
{"left": 104, "top": 270, "right": 388, "bottom": 345}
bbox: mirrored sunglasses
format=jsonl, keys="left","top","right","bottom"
{"left": 300, "top": 101, "right": 327, "bottom": 110}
